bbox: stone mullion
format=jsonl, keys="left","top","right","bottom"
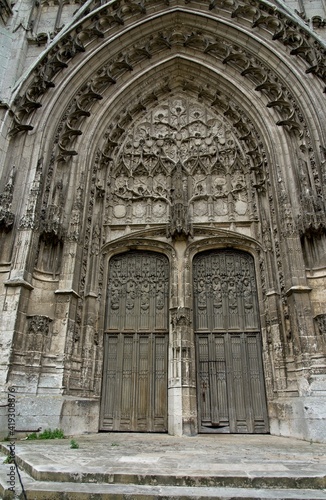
{"left": 284, "top": 235, "right": 326, "bottom": 372}
{"left": 79, "top": 295, "right": 99, "bottom": 395}
{"left": 56, "top": 166, "right": 87, "bottom": 392}
{"left": 168, "top": 241, "right": 196, "bottom": 435}
{"left": 264, "top": 291, "right": 288, "bottom": 393}
{"left": 270, "top": 161, "right": 321, "bottom": 371}
{"left": 1, "top": 280, "right": 33, "bottom": 390}
{"left": 55, "top": 289, "right": 80, "bottom": 393}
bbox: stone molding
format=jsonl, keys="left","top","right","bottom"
{"left": 7, "top": 1, "right": 326, "bottom": 136}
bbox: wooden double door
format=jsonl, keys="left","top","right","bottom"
{"left": 100, "top": 249, "right": 269, "bottom": 434}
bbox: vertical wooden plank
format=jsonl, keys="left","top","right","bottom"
{"left": 120, "top": 335, "right": 133, "bottom": 430}
{"left": 246, "top": 334, "right": 269, "bottom": 432}
{"left": 105, "top": 335, "right": 118, "bottom": 425}
{"left": 208, "top": 334, "right": 220, "bottom": 425}
{"left": 194, "top": 258, "right": 209, "bottom": 331}
{"left": 214, "top": 335, "right": 228, "bottom": 424}
{"left": 197, "top": 335, "right": 211, "bottom": 427}
{"left": 137, "top": 334, "right": 150, "bottom": 430}
{"left": 212, "top": 254, "right": 223, "bottom": 331}
{"left": 153, "top": 335, "right": 168, "bottom": 431}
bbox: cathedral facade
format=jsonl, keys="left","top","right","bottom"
{"left": 0, "top": 0, "right": 326, "bottom": 441}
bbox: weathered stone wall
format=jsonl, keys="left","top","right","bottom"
{"left": 0, "top": 0, "right": 325, "bottom": 441}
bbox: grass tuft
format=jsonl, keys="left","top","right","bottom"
{"left": 26, "top": 428, "right": 65, "bottom": 440}
{"left": 70, "top": 439, "right": 79, "bottom": 449}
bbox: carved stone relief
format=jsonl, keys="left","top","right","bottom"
{"left": 315, "top": 314, "right": 326, "bottom": 340}
{"left": 105, "top": 96, "right": 254, "bottom": 235}
{"left": 13, "top": 315, "right": 53, "bottom": 368}
{"left": 0, "top": 166, "right": 15, "bottom": 232}
{"left": 19, "top": 159, "right": 43, "bottom": 230}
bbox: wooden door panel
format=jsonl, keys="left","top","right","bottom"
{"left": 101, "top": 332, "right": 168, "bottom": 431}
{"left": 196, "top": 333, "right": 269, "bottom": 433}
{"left": 194, "top": 250, "right": 269, "bottom": 434}
{"left": 100, "top": 252, "right": 169, "bottom": 432}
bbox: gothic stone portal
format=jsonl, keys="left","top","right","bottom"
{"left": 194, "top": 250, "right": 269, "bottom": 434}
{"left": 99, "top": 95, "right": 270, "bottom": 434}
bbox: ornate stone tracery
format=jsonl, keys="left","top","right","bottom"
{"left": 105, "top": 95, "right": 257, "bottom": 236}
{"left": 9, "top": 1, "right": 324, "bottom": 139}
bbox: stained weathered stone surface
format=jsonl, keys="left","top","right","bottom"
{"left": 0, "top": 0, "right": 326, "bottom": 443}
{"left": 1, "top": 433, "right": 326, "bottom": 498}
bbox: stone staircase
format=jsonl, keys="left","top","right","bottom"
{"left": 0, "top": 433, "right": 325, "bottom": 499}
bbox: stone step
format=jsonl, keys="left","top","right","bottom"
{"left": 1, "top": 471, "right": 326, "bottom": 500}
{"left": 1, "top": 434, "right": 326, "bottom": 500}
{"left": 0, "top": 446, "right": 322, "bottom": 491}
{"left": 1, "top": 464, "right": 326, "bottom": 500}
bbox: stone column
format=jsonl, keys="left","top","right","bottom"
{"left": 168, "top": 240, "right": 196, "bottom": 435}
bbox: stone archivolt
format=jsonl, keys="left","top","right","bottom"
{"left": 0, "top": 167, "right": 15, "bottom": 231}
{"left": 49, "top": 25, "right": 305, "bottom": 163}
{"left": 8, "top": 0, "right": 326, "bottom": 135}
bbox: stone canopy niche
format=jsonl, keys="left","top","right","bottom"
{"left": 107, "top": 96, "right": 253, "bottom": 237}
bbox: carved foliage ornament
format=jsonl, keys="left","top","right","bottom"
{"left": 27, "top": 315, "right": 52, "bottom": 336}
{"left": 315, "top": 314, "right": 326, "bottom": 337}
{"left": 48, "top": 0, "right": 326, "bottom": 94}
{"left": 50, "top": 27, "right": 305, "bottom": 163}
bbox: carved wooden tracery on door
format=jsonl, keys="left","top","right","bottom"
{"left": 194, "top": 249, "right": 269, "bottom": 433}
{"left": 100, "top": 251, "right": 169, "bottom": 432}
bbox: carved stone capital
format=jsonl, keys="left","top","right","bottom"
{"left": 27, "top": 315, "right": 53, "bottom": 336}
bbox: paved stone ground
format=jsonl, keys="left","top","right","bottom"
{"left": 0, "top": 433, "right": 326, "bottom": 498}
